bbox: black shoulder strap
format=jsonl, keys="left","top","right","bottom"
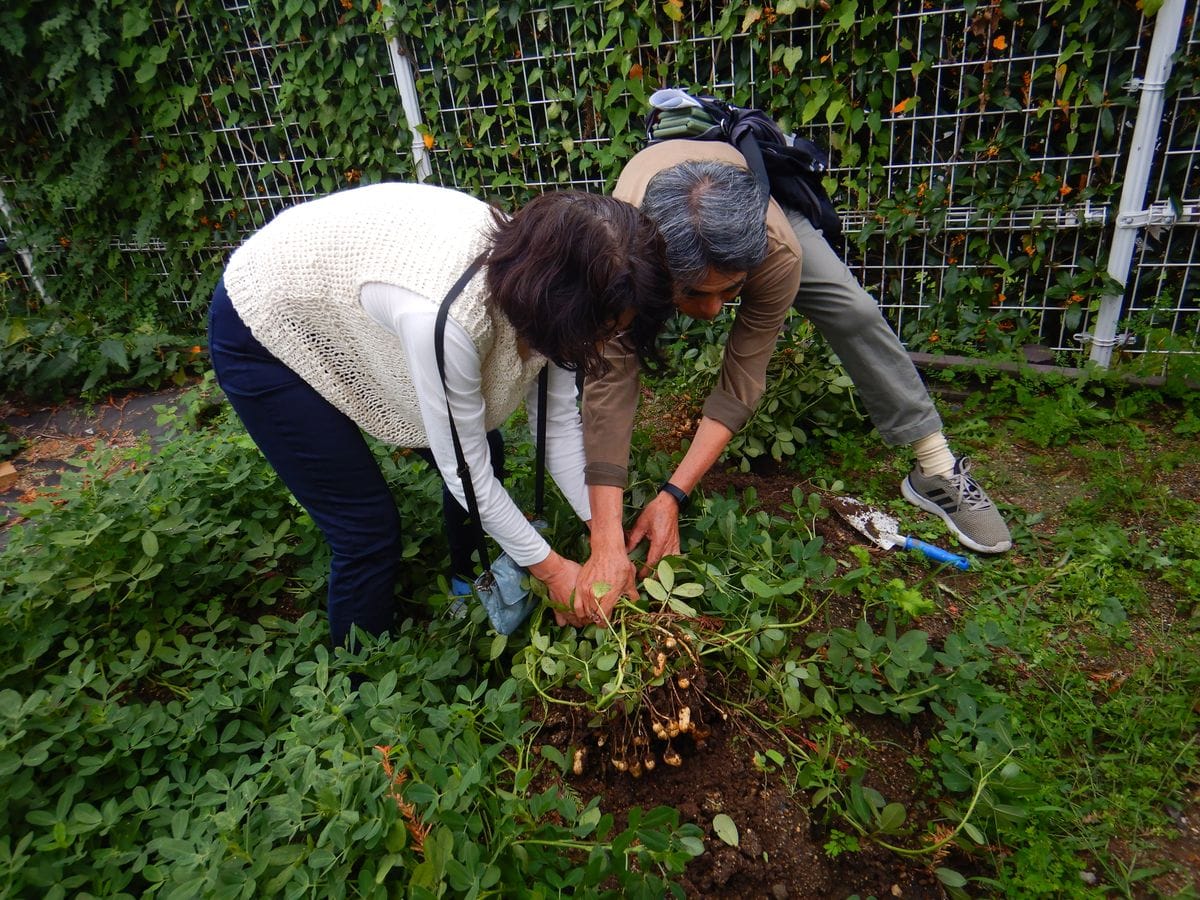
{"left": 434, "top": 255, "right": 548, "bottom": 571}
{"left": 731, "top": 129, "right": 772, "bottom": 213}
{"left": 533, "top": 366, "right": 548, "bottom": 516}
{"left": 435, "top": 256, "right": 490, "bottom": 569}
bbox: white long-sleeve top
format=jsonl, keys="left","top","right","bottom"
{"left": 361, "top": 282, "right": 590, "bottom": 567}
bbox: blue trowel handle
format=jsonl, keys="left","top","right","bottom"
{"left": 903, "top": 536, "right": 970, "bottom": 570}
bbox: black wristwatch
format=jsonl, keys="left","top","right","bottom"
{"left": 658, "top": 481, "right": 690, "bottom": 512}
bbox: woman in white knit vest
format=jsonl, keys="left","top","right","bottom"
{"left": 208, "top": 183, "right": 674, "bottom": 646}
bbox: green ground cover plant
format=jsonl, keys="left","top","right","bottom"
{"left": 1, "top": 369, "right": 1197, "bottom": 896}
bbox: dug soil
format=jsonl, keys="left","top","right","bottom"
{"left": 536, "top": 690, "right": 957, "bottom": 898}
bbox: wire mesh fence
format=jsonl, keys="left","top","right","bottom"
{"left": 1, "top": 0, "right": 1195, "bottom": 367}
{"left": 406, "top": 0, "right": 1197, "bottom": 364}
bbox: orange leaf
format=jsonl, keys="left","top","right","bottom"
{"left": 992, "top": 34, "right": 1007, "bottom": 50}
{"left": 422, "top": 133, "right": 435, "bottom": 150}
{"left": 629, "top": 63, "right": 643, "bottom": 79}
{"left": 892, "top": 97, "right": 913, "bottom": 114}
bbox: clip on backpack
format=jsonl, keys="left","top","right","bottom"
{"left": 644, "top": 88, "right": 842, "bottom": 242}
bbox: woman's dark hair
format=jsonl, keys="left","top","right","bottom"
{"left": 485, "top": 191, "right": 675, "bottom": 377}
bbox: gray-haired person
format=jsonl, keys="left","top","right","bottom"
{"left": 571, "top": 141, "right": 1010, "bottom": 626}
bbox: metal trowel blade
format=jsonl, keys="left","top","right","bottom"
{"left": 827, "top": 495, "right": 904, "bottom": 550}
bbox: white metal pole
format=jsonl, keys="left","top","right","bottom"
{"left": 0, "top": 186, "right": 52, "bottom": 306}
{"left": 385, "top": 32, "right": 433, "bottom": 183}
{"left": 1089, "top": 0, "right": 1186, "bottom": 367}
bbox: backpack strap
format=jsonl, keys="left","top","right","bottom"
{"left": 434, "top": 255, "right": 493, "bottom": 571}
{"left": 728, "top": 127, "right": 772, "bottom": 213}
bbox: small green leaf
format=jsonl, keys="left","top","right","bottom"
{"left": 878, "top": 802, "right": 906, "bottom": 833}
{"left": 488, "top": 634, "right": 507, "bottom": 660}
{"left": 855, "top": 693, "right": 885, "bottom": 714}
{"left": 780, "top": 46, "right": 804, "bottom": 73}
{"left": 141, "top": 531, "right": 159, "bottom": 558}
{"left": 741, "top": 573, "right": 775, "bottom": 597}
{"left": 134, "top": 60, "right": 159, "bottom": 84}
{"left": 99, "top": 339, "right": 128, "bottom": 369}
{"left": 936, "top": 867, "right": 967, "bottom": 888}
{"left": 643, "top": 579, "right": 668, "bottom": 602}
{"left": 5, "top": 318, "right": 30, "bottom": 346}
{"left": 539, "top": 744, "right": 568, "bottom": 772}
{"left": 712, "top": 813, "right": 739, "bottom": 847}
{"left": 667, "top": 597, "right": 698, "bottom": 617}
{"left": 73, "top": 803, "right": 102, "bottom": 826}
{"left": 782, "top": 684, "right": 802, "bottom": 712}
{"left": 656, "top": 560, "right": 674, "bottom": 592}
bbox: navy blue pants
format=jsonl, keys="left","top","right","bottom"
{"left": 207, "top": 278, "right": 500, "bottom": 646}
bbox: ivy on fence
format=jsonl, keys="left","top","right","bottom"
{"left": 1, "top": 0, "right": 1193, "bottom": 400}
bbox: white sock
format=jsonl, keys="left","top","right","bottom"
{"left": 911, "top": 432, "right": 956, "bottom": 478}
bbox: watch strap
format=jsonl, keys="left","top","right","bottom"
{"left": 659, "top": 481, "right": 690, "bottom": 511}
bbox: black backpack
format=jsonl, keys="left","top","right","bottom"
{"left": 644, "top": 91, "right": 843, "bottom": 242}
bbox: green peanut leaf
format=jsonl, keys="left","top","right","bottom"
{"left": 643, "top": 579, "right": 668, "bottom": 602}
{"left": 712, "top": 813, "right": 739, "bottom": 847}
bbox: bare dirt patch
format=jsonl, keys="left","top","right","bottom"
{"left": 535, "top": 693, "right": 955, "bottom": 899}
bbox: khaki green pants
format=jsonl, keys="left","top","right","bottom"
{"left": 787, "top": 210, "right": 943, "bottom": 447}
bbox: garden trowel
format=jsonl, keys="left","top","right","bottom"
{"left": 829, "top": 495, "right": 970, "bottom": 570}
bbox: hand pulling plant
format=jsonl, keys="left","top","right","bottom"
{"left": 519, "top": 561, "right": 723, "bottom": 778}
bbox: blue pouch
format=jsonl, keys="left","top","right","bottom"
{"left": 474, "top": 553, "right": 537, "bottom": 635}
{"left": 473, "top": 518, "right": 545, "bottom": 635}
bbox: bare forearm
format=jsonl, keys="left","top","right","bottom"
{"left": 577, "top": 483, "right": 639, "bottom": 624}
{"left": 587, "top": 484, "right": 626, "bottom": 550}
{"left": 667, "top": 416, "right": 734, "bottom": 493}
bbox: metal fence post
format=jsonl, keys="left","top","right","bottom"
{"left": 1088, "top": 0, "right": 1187, "bottom": 367}
{"left": 0, "top": 186, "right": 52, "bottom": 306}
{"left": 384, "top": 32, "right": 432, "bottom": 183}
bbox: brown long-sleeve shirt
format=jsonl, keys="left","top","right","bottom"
{"left": 583, "top": 140, "right": 803, "bottom": 487}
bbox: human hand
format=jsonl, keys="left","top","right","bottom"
{"left": 529, "top": 552, "right": 585, "bottom": 626}
{"left": 626, "top": 492, "right": 681, "bottom": 575}
{"left": 574, "top": 543, "right": 640, "bottom": 628}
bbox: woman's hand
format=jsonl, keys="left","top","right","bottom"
{"left": 575, "top": 542, "right": 640, "bottom": 628}
{"left": 626, "top": 492, "right": 681, "bottom": 574}
{"left": 529, "top": 551, "right": 586, "bottom": 626}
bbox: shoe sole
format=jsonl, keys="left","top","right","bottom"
{"left": 901, "top": 476, "right": 1012, "bottom": 554}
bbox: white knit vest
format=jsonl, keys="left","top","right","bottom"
{"left": 222, "top": 183, "right": 543, "bottom": 447}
